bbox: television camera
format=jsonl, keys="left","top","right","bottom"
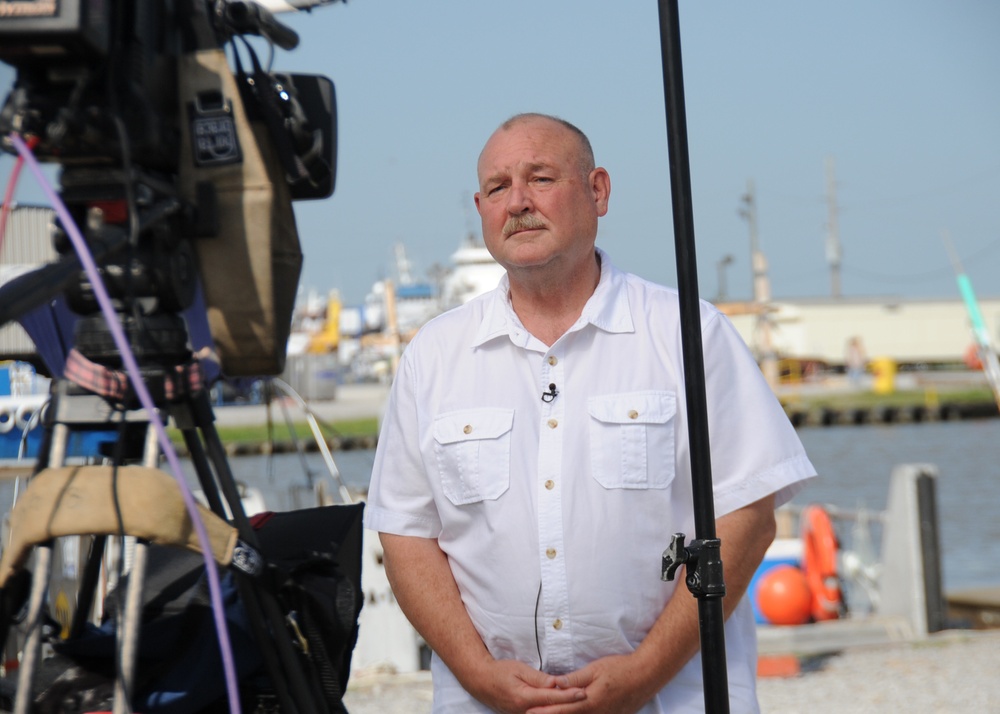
{"left": 0, "top": 3, "right": 363, "bottom": 713}
{"left": 0, "top": 0, "right": 340, "bottom": 376}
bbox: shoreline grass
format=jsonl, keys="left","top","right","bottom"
{"left": 168, "top": 417, "right": 380, "bottom": 448}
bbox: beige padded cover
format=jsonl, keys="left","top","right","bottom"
{"left": 178, "top": 49, "right": 302, "bottom": 377}
{"left": 0, "top": 465, "right": 237, "bottom": 588}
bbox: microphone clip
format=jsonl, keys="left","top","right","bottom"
{"left": 541, "top": 383, "right": 558, "bottom": 403}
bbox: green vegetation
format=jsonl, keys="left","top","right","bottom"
{"left": 168, "top": 417, "right": 380, "bottom": 448}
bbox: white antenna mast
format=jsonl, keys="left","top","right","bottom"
{"left": 825, "top": 156, "right": 842, "bottom": 298}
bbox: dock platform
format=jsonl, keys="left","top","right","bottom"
{"left": 947, "top": 586, "right": 1000, "bottom": 629}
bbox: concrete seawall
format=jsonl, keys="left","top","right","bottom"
{"left": 785, "top": 399, "right": 998, "bottom": 427}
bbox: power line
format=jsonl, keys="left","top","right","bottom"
{"left": 840, "top": 234, "right": 1000, "bottom": 285}
{"left": 848, "top": 164, "right": 1000, "bottom": 212}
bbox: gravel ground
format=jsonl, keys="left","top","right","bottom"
{"left": 756, "top": 629, "right": 1000, "bottom": 713}
{"left": 342, "top": 629, "right": 1000, "bottom": 713}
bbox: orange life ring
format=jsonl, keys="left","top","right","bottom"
{"left": 801, "top": 504, "right": 842, "bottom": 621}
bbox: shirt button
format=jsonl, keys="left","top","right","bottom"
{"left": 463, "top": 424, "right": 473, "bottom": 434}
{"left": 546, "top": 547, "right": 557, "bottom": 559}
{"left": 544, "top": 480, "right": 555, "bottom": 490}
{"left": 553, "top": 619, "right": 563, "bottom": 631}
{"left": 547, "top": 419, "right": 558, "bottom": 429}
{"left": 548, "top": 355, "right": 558, "bottom": 366}
{"left": 628, "top": 410, "right": 639, "bottom": 420}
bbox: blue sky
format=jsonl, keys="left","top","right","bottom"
{"left": 3, "top": 1, "right": 999, "bottom": 306}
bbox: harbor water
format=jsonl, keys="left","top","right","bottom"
{"left": 795, "top": 419, "right": 999, "bottom": 592}
{"left": 2, "top": 418, "right": 995, "bottom": 594}
{"left": 205, "top": 418, "right": 999, "bottom": 594}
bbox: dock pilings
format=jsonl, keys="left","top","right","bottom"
{"left": 784, "top": 400, "right": 998, "bottom": 428}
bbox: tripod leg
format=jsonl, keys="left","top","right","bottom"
{"left": 68, "top": 535, "right": 107, "bottom": 639}
{"left": 113, "top": 541, "right": 148, "bottom": 714}
{"left": 113, "top": 423, "right": 161, "bottom": 714}
{"left": 182, "top": 429, "right": 228, "bottom": 517}
{"left": 192, "top": 391, "right": 257, "bottom": 548}
{"left": 13, "top": 420, "right": 74, "bottom": 713}
{"left": 13, "top": 547, "right": 51, "bottom": 714}
{"left": 44, "top": 422, "right": 70, "bottom": 469}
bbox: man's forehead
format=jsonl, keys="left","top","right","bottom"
{"left": 485, "top": 119, "right": 567, "bottom": 153}
{"left": 478, "top": 124, "right": 573, "bottom": 177}
{"left": 481, "top": 156, "right": 558, "bottom": 177}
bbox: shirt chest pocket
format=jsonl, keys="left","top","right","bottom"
{"left": 432, "top": 408, "right": 514, "bottom": 505}
{"left": 587, "top": 391, "right": 677, "bottom": 490}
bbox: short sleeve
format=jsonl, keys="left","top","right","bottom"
{"left": 363, "top": 351, "right": 443, "bottom": 538}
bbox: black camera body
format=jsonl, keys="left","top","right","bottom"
{"left": 0, "top": 0, "right": 338, "bottom": 376}
{"left": 0, "top": 1, "right": 184, "bottom": 169}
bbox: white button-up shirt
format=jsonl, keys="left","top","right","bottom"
{"left": 365, "top": 250, "right": 815, "bottom": 713}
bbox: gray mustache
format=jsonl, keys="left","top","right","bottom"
{"left": 503, "top": 214, "right": 546, "bottom": 237}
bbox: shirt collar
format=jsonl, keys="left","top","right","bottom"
{"left": 472, "top": 247, "right": 634, "bottom": 348}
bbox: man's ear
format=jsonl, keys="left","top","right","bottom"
{"left": 591, "top": 168, "right": 611, "bottom": 217}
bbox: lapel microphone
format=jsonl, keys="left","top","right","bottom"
{"left": 541, "top": 383, "right": 558, "bottom": 403}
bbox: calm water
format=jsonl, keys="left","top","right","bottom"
{"left": 5, "top": 420, "right": 996, "bottom": 593}
{"left": 794, "top": 420, "right": 1000, "bottom": 592}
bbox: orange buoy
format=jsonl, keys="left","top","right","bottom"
{"left": 756, "top": 565, "right": 812, "bottom": 626}
{"left": 801, "top": 504, "right": 843, "bottom": 621}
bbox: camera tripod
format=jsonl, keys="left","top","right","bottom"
{"left": 1, "top": 2, "right": 353, "bottom": 705}
{"left": 0, "top": 309, "right": 346, "bottom": 714}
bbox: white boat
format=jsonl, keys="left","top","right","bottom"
{"left": 328, "top": 236, "right": 506, "bottom": 384}
{"left": 439, "top": 232, "right": 506, "bottom": 311}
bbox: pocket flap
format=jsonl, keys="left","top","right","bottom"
{"left": 587, "top": 391, "right": 676, "bottom": 425}
{"left": 433, "top": 408, "right": 515, "bottom": 445}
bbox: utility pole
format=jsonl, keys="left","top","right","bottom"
{"left": 739, "top": 180, "right": 760, "bottom": 299}
{"left": 715, "top": 254, "right": 733, "bottom": 302}
{"left": 825, "top": 157, "right": 842, "bottom": 298}
{"left": 738, "top": 180, "right": 778, "bottom": 388}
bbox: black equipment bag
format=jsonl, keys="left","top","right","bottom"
{"left": 4, "top": 503, "right": 364, "bottom": 713}
{"left": 253, "top": 503, "right": 365, "bottom": 709}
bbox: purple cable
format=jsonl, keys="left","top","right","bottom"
{"left": 10, "top": 134, "right": 242, "bottom": 714}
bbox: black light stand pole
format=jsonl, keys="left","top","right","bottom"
{"left": 656, "top": 1, "right": 731, "bottom": 712}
